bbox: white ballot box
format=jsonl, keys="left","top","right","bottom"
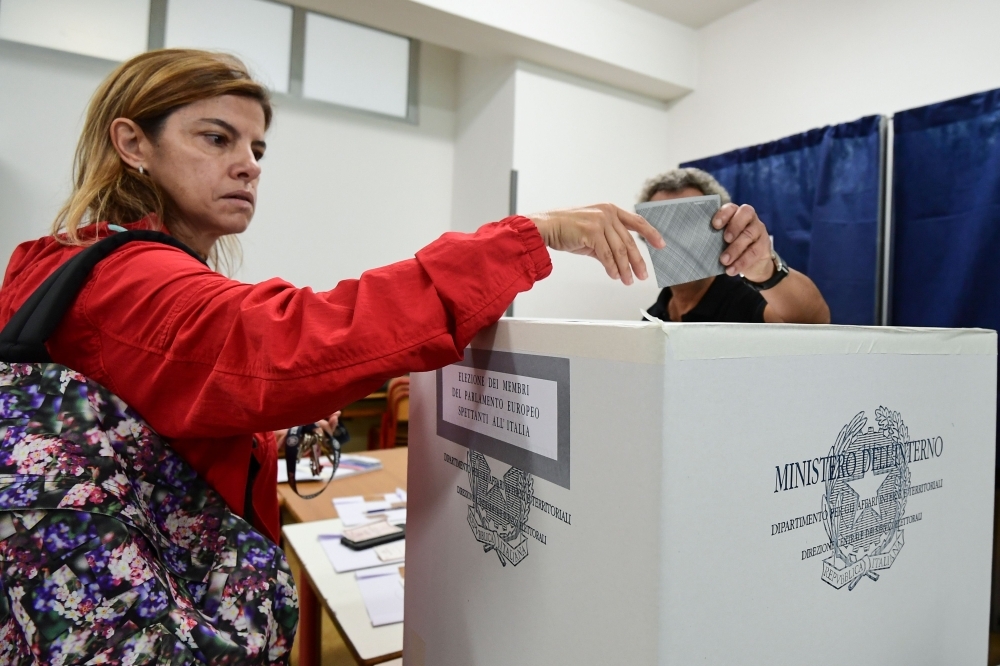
{"left": 403, "top": 321, "right": 997, "bottom": 665}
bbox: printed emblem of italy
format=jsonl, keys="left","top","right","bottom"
{"left": 466, "top": 450, "right": 533, "bottom": 566}
{"left": 821, "top": 407, "right": 911, "bottom": 590}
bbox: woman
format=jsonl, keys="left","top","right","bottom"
{"left": 0, "top": 50, "right": 664, "bottom": 663}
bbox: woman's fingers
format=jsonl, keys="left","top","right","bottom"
{"left": 615, "top": 208, "right": 665, "bottom": 249}
{"left": 612, "top": 217, "right": 651, "bottom": 282}
{"left": 604, "top": 223, "right": 634, "bottom": 285}
{"left": 530, "top": 204, "right": 663, "bottom": 284}
{"left": 591, "top": 232, "right": 620, "bottom": 281}
{"left": 530, "top": 201, "right": 776, "bottom": 284}
{"left": 613, "top": 208, "right": 657, "bottom": 282}
{"left": 315, "top": 410, "right": 342, "bottom": 434}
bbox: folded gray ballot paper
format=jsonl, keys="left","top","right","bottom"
{"left": 635, "top": 194, "right": 725, "bottom": 288}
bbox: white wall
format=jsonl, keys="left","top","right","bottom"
{"left": 511, "top": 63, "right": 669, "bottom": 320}
{"left": 240, "top": 42, "right": 458, "bottom": 289}
{"left": 0, "top": 40, "right": 117, "bottom": 272}
{"left": 450, "top": 55, "right": 516, "bottom": 233}
{"left": 8, "top": 0, "right": 1000, "bottom": 315}
{"left": 667, "top": 0, "right": 1000, "bottom": 167}
{"left": 0, "top": 39, "right": 459, "bottom": 292}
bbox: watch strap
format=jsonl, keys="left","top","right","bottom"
{"left": 743, "top": 252, "right": 789, "bottom": 291}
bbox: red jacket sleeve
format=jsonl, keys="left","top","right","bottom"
{"left": 48, "top": 216, "right": 551, "bottom": 439}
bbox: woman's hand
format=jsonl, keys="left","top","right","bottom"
{"left": 316, "top": 411, "right": 341, "bottom": 437}
{"left": 274, "top": 410, "right": 342, "bottom": 450}
{"left": 529, "top": 204, "right": 665, "bottom": 285}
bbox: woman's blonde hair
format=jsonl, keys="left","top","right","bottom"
{"left": 54, "top": 49, "right": 272, "bottom": 272}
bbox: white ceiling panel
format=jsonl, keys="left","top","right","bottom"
{"left": 165, "top": 0, "right": 293, "bottom": 93}
{"left": 0, "top": 0, "right": 149, "bottom": 62}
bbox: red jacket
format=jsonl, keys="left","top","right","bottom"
{"left": 0, "top": 216, "right": 552, "bottom": 542}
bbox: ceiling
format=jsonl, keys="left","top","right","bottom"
{"left": 620, "top": 0, "right": 760, "bottom": 28}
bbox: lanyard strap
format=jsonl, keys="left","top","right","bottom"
{"left": 283, "top": 425, "right": 342, "bottom": 499}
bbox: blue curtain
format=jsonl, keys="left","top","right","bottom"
{"left": 892, "top": 89, "right": 1000, "bottom": 329}
{"left": 681, "top": 116, "right": 883, "bottom": 325}
{"left": 891, "top": 89, "right": 1000, "bottom": 473}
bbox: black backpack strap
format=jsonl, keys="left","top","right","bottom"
{"left": 0, "top": 230, "right": 204, "bottom": 363}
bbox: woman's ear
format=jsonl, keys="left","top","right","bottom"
{"left": 109, "top": 118, "right": 150, "bottom": 171}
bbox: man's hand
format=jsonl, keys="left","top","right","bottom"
{"left": 709, "top": 202, "right": 830, "bottom": 324}
{"left": 712, "top": 203, "right": 774, "bottom": 281}
{"left": 530, "top": 204, "right": 665, "bottom": 285}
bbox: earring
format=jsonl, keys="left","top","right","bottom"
{"left": 138, "top": 165, "right": 146, "bottom": 175}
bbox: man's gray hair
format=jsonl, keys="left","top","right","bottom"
{"left": 639, "top": 167, "right": 732, "bottom": 204}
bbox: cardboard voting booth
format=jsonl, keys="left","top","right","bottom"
{"left": 403, "top": 320, "right": 996, "bottom": 665}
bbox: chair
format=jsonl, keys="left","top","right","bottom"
{"left": 368, "top": 376, "right": 409, "bottom": 449}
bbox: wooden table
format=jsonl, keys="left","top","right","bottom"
{"left": 279, "top": 447, "right": 407, "bottom": 524}
{"left": 279, "top": 447, "right": 408, "bottom": 666}
{"left": 283, "top": 519, "right": 404, "bottom": 666}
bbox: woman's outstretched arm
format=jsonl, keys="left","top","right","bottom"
{"left": 46, "top": 206, "right": 661, "bottom": 439}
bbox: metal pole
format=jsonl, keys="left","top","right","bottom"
{"left": 147, "top": 0, "right": 167, "bottom": 50}
{"left": 878, "top": 117, "right": 895, "bottom": 325}
{"left": 874, "top": 116, "right": 887, "bottom": 325}
{"left": 288, "top": 8, "right": 307, "bottom": 98}
{"left": 504, "top": 170, "right": 518, "bottom": 317}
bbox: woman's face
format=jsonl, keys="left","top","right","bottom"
{"left": 141, "top": 95, "right": 267, "bottom": 247}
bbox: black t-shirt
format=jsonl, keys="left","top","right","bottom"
{"left": 646, "top": 274, "right": 766, "bottom": 323}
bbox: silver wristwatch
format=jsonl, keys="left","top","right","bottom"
{"left": 742, "top": 250, "right": 789, "bottom": 291}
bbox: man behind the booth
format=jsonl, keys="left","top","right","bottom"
{"left": 642, "top": 168, "right": 830, "bottom": 324}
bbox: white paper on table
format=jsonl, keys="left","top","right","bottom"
{"left": 276, "top": 460, "right": 335, "bottom": 484}
{"left": 333, "top": 496, "right": 381, "bottom": 526}
{"left": 333, "top": 492, "right": 406, "bottom": 527}
{"left": 355, "top": 563, "right": 402, "bottom": 579}
{"left": 355, "top": 565, "right": 404, "bottom": 627}
{"left": 277, "top": 454, "right": 383, "bottom": 484}
{"left": 374, "top": 540, "right": 405, "bottom": 562}
{"left": 318, "top": 534, "right": 405, "bottom": 573}
{"left": 382, "top": 509, "right": 407, "bottom": 525}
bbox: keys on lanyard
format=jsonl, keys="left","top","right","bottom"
{"left": 284, "top": 424, "right": 342, "bottom": 499}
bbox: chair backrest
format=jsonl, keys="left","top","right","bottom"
{"left": 389, "top": 376, "right": 410, "bottom": 421}
{"left": 379, "top": 376, "right": 410, "bottom": 449}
